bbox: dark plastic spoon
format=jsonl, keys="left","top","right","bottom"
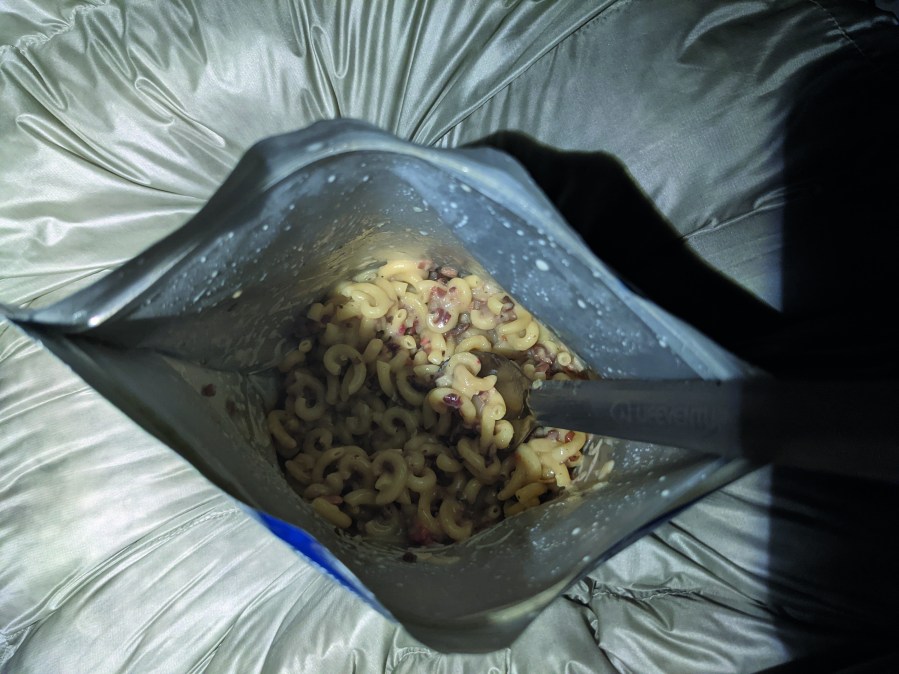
{"left": 473, "top": 351, "right": 899, "bottom": 483}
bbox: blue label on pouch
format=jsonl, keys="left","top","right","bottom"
{"left": 253, "top": 510, "right": 393, "bottom": 620}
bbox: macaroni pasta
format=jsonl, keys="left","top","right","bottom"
{"left": 268, "top": 259, "right": 593, "bottom": 546}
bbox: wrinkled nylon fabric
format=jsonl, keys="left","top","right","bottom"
{"left": 438, "top": 1, "right": 899, "bottom": 310}
{"left": 2, "top": 0, "right": 897, "bottom": 672}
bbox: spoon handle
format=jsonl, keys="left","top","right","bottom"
{"left": 528, "top": 379, "right": 899, "bottom": 482}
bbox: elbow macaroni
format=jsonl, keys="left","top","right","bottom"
{"left": 267, "top": 259, "right": 600, "bottom": 546}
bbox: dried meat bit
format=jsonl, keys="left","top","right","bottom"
{"left": 438, "top": 265, "right": 458, "bottom": 278}
{"left": 430, "top": 286, "right": 448, "bottom": 300}
{"left": 402, "top": 551, "right": 417, "bottom": 563}
{"left": 446, "top": 313, "right": 471, "bottom": 338}
{"left": 431, "top": 307, "right": 451, "bottom": 329}
{"left": 408, "top": 522, "right": 435, "bottom": 546}
{"left": 528, "top": 344, "right": 552, "bottom": 365}
{"left": 443, "top": 392, "right": 463, "bottom": 409}
{"left": 563, "top": 431, "right": 576, "bottom": 443}
{"left": 201, "top": 384, "right": 216, "bottom": 397}
{"left": 498, "top": 297, "right": 517, "bottom": 323}
{"left": 226, "top": 399, "right": 238, "bottom": 416}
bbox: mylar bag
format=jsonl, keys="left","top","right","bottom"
{"left": 2, "top": 120, "right": 754, "bottom": 652}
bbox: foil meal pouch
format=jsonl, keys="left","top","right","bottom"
{"left": 1, "top": 120, "right": 755, "bottom": 652}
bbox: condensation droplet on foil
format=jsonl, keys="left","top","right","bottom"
{"left": 534, "top": 259, "right": 549, "bottom": 271}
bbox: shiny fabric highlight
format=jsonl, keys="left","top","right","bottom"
{"left": 2, "top": 0, "right": 898, "bottom": 671}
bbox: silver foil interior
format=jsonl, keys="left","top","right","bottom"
{"left": 3, "top": 120, "right": 756, "bottom": 652}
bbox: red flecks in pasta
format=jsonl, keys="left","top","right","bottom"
{"left": 266, "top": 259, "right": 599, "bottom": 546}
